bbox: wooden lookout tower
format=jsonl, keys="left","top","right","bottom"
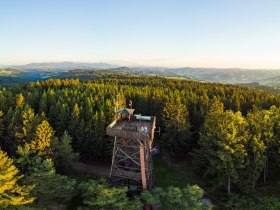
{"left": 106, "top": 108, "right": 156, "bottom": 191}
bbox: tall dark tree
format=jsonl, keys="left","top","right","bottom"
{"left": 0, "top": 111, "right": 4, "bottom": 141}
{"left": 0, "top": 149, "right": 34, "bottom": 208}
{"left": 196, "top": 100, "right": 249, "bottom": 194}
{"left": 30, "top": 120, "right": 54, "bottom": 157}
{"left": 15, "top": 93, "right": 25, "bottom": 108}
{"left": 162, "top": 96, "right": 191, "bottom": 156}
{"left": 51, "top": 131, "right": 79, "bottom": 173}
{"left": 24, "top": 158, "right": 76, "bottom": 207}
{"left": 242, "top": 107, "right": 273, "bottom": 190}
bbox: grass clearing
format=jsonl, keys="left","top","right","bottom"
{"left": 153, "top": 155, "right": 203, "bottom": 188}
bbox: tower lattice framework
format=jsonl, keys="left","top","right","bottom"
{"left": 106, "top": 108, "right": 156, "bottom": 191}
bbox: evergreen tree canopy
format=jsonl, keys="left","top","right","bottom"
{"left": 197, "top": 100, "right": 249, "bottom": 193}
{"left": 0, "top": 110, "right": 4, "bottom": 138}
{"left": 30, "top": 120, "right": 54, "bottom": 157}
{"left": 162, "top": 96, "right": 191, "bottom": 156}
{"left": 0, "top": 149, "right": 34, "bottom": 208}
{"left": 25, "top": 158, "right": 76, "bottom": 206}
{"left": 78, "top": 179, "right": 142, "bottom": 210}
{"left": 51, "top": 131, "right": 79, "bottom": 173}
{"left": 16, "top": 93, "right": 25, "bottom": 108}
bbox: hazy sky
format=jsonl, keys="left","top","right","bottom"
{"left": 1, "top": 0, "right": 280, "bottom": 68}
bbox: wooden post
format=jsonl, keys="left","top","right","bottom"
{"left": 110, "top": 137, "right": 117, "bottom": 179}
{"left": 140, "top": 145, "right": 147, "bottom": 190}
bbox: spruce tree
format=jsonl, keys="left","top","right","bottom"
{"left": 39, "top": 91, "right": 48, "bottom": 114}
{"left": 0, "top": 111, "right": 4, "bottom": 138}
{"left": 56, "top": 103, "right": 69, "bottom": 136}
{"left": 15, "top": 107, "right": 41, "bottom": 143}
{"left": 5, "top": 107, "right": 22, "bottom": 154}
{"left": 15, "top": 93, "right": 25, "bottom": 108}
{"left": 69, "top": 103, "right": 80, "bottom": 147}
{"left": 197, "top": 100, "right": 249, "bottom": 194}
{"left": 243, "top": 108, "right": 273, "bottom": 190}
{"left": 25, "top": 158, "right": 76, "bottom": 206}
{"left": 30, "top": 120, "right": 54, "bottom": 157}
{"left": 78, "top": 179, "right": 141, "bottom": 210}
{"left": 160, "top": 185, "right": 209, "bottom": 210}
{"left": 269, "top": 106, "right": 280, "bottom": 175}
{"left": 0, "top": 149, "right": 34, "bottom": 208}
{"left": 162, "top": 96, "right": 191, "bottom": 156}
{"left": 51, "top": 131, "right": 79, "bottom": 173}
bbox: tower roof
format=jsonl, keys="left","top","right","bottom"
{"left": 116, "top": 108, "right": 135, "bottom": 115}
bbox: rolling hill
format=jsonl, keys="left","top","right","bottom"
{"left": 2, "top": 62, "right": 280, "bottom": 93}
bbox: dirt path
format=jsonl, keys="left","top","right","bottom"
{"left": 74, "top": 162, "right": 111, "bottom": 177}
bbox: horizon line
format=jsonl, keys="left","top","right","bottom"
{"left": 2, "top": 61, "right": 280, "bottom": 71}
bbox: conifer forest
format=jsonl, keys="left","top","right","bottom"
{"left": 1, "top": 75, "right": 280, "bottom": 209}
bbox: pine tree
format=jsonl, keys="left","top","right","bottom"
{"left": 78, "top": 179, "right": 140, "bottom": 210}
{"left": 30, "top": 120, "right": 54, "bottom": 157}
{"left": 47, "top": 89, "right": 56, "bottom": 109}
{"left": 15, "top": 107, "right": 41, "bottom": 143}
{"left": 76, "top": 119, "right": 86, "bottom": 159}
{"left": 5, "top": 107, "right": 22, "bottom": 154}
{"left": 51, "top": 131, "right": 79, "bottom": 173}
{"left": 197, "top": 100, "right": 249, "bottom": 194}
{"left": 163, "top": 96, "right": 190, "bottom": 133}
{"left": 242, "top": 108, "right": 273, "bottom": 190}
{"left": 269, "top": 106, "right": 280, "bottom": 175}
{"left": 69, "top": 103, "right": 80, "bottom": 146}
{"left": 39, "top": 91, "right": 48, "bottom": 114}
{"left": 15, "top": 93, "right": 25, "bottom": 108}
{"left": 24, "top": 158, "right": 76, "bottom": 206}
{"left": 160, "top": 185, "right": 209, "bottom": 210}
{"left": 48, "top": 101, "right": 61, "bottom": 127}
{"left": 16, "top": 143, "right": 35, "bottom": 174}
{"left": 104, "top": 99, "right": 115, "bottom": 123}
{"left": 116, "top": 89, "right": 126, "bottom": 110}
{"left": 0, "top": 111, "right": 4, "bottom": 138}
{"left": 162, "top": 96, "right": 191, "bottom": 156}
{"left": 0, "top": 149, "right": 34, "bottom": 208}
{"left": 56, "top": 103, "right": 69, "bottom": 136}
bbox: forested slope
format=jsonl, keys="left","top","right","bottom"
{"left": 1, "top": 76, "right": 280, "bottom": 209}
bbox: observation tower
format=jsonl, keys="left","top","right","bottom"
{"left": 106, "top": 108, "right": 156, "bottom": 191}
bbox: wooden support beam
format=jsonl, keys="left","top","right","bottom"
{"left": 118, "top": 147, "right": 141, "bottom": 166}
{"left": 140, "top": 145, "right": 147, "bottom": 190}
{"left": 110, "top": 137, "right": 117, "bottom": 179}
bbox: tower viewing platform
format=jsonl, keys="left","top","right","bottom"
{"left": 106, "top": 109, "right": 156, "bottom": 142}
{"left": 106, "top": 108, "right": 156, "bottom": 191}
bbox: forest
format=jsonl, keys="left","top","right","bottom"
{"left": 1, "top": 75, "right": 280, "bottom": 209}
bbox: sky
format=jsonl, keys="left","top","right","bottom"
{"left": 1, "top": 0, "right": 280, "bottom": 68}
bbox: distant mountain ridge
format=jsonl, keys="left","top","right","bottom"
{"left": 159, "top": 67, "right": 280, "bottom": 84}
{"left": 10, "top": 62, "right": 118, "bottom": 71}
{"left": 2, "top": 62, "right": 280, "bottom": 88}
